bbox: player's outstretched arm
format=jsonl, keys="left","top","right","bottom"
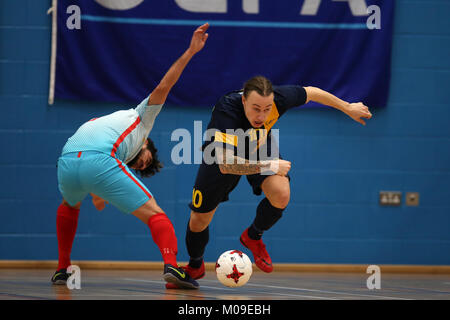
{"left": 147, "top": 23, "right": 209, "bottom": 106}
{"left": 304, "top": 86, "right": 372, "bottom": 126}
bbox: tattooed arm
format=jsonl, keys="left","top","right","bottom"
{"left": 215, "top": 146, "right": 291, "bottom": 176}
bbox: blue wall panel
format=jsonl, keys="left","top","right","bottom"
{"left": 0, "top": 0, "right": 449, "bottom": 265}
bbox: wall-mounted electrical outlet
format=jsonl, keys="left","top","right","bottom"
{"left": 406, "top": 192, "right": 419, "bottom": 206}
{"left": 379, "top": 191, "right": 402, "bottom": 206}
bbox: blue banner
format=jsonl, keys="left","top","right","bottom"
{"left": 55, "top": 0, "right": 394, "bottom": 108}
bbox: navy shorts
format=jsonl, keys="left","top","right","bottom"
{"left": 188, "top": 161, "right": 290, "bottom": 213}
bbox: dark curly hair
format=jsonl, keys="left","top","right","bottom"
{"left": 128, "top": 137, "right": 163, "bottom": 178}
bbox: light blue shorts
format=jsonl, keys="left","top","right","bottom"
{"left": 57, "top": 151, "right": 153, "bottom": 213}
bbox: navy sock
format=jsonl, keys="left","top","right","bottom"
{"left": 248, "top": 198, "right": 284, "bottom": 240}
{"left": 185, "top": 221, "right": 209, "bottom": 268}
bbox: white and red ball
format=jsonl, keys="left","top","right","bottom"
{"left": 215, "top": 250, "right": 252, "bottom": 287}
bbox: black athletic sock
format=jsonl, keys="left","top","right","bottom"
{"left": 247, "top": 223, "right": 264, "bottom": 240}
{"left": 248, "top": 197, "right": 284, "bottom": 240}
{"left": 185, "top": 221, "right": 209, "bottom": 268}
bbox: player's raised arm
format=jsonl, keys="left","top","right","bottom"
{"left": 304, "top": 86, "right": 373, "bottom": 126}
{"left": 148, "top": 23, "right": 209, "bottom": 106}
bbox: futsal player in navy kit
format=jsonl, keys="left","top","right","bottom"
{"left": 167, "top": 76, "right": 372, "bottom": 288}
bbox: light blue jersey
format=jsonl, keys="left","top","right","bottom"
{"left": 58, "top": 95, "right": 163, "bottom": 213}
{"left": 62, "top": 95, "right": 163, "bottom": 163}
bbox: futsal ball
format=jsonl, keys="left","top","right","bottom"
{"left": 215, "top": 250, "right": 252, "bottom": 287}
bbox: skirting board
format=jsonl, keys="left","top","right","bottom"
{"left": 1, "top": 260, "right": 450, "bottom": 274}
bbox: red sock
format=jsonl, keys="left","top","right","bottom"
{"left": 147, "top": 213, "right": 178, "bottom": 266}
{"left": 56, "top": 203, "right": 80, "bottom": 270}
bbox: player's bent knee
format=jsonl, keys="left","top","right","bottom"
{"left": 62, "top": 199, "right": 81, "bottom": 210}
{"left": 269, "top": 190, "right": 290, "bottom": 209}
{"left": 266, "top": 184, "right": 290, "bottom": 208}
{"left": 262, "top": 176, "right": 291, "bottom": 209}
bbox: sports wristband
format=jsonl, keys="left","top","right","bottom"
{"left": 260, "top": 160, "right": 278, "bottom": 175}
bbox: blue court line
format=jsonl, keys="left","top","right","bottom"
{"left": 81, "top": 15, "right": 367, "bottom": 30}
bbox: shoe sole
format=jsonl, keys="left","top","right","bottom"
{"left": 165, "top": 269, "right": 205, "bottom": 289}
{"left": 163, "top": 273, "right": 199, "bottom": 290}
{"left": 182, "top": 264, "right": 206, "bottom": 280}
{"left": 240, "top": 237, "right": 274, "bottom": 273}
{"left": 51, "top": 280, "right": 67, "bottom": 285}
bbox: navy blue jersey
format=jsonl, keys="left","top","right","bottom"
{"left": 203, "top": 85, "right": 307, "bottom": 160}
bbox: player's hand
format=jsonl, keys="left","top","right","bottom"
{"left": 345, "top": 102, "right": 372, "bottom": 126}
{"left": 269, "top": 159, "right": 291, "bottom": 176}
{"left": 188, "top": 23, "right": 209, "bottom": 54}
{"left": 91, "top": 193, "right": 108, "bottom": 211}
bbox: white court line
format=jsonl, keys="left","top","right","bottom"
{"left": 101, "top": 277, "right": 410, "bottom": 300}
{"left": 257, "top": 291, "right": 337, "bottom": 300}
{"left": 122, "top": 278, "right": 336, "bottom": 300}
{"left": 245, "top": 283, "right": 412, "bottom": 300}
{"left": 197, "top": 279, "right": 335, "bottom": 300}
{"left": 199, "top": 280, "right": 412, "bottom": 300}
{"left": 1, "top": 291, "right": 165, "bottom": 298}
{"left": 121, "top": 278, "right": 235, "bottom": 291}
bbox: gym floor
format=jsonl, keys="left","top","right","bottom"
{"left": 1, "top": 268, "right": 449, "bottom": 300}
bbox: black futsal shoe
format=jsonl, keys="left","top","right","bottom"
{"left": 51, "top": 269, "right": 70, "bottom": 285}
{"left": 163, "top": 264, "right": 199, "bottom": 289}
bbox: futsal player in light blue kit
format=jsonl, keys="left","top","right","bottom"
{"left": 52, "top": 23, "right": 209, "bottom": 289}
